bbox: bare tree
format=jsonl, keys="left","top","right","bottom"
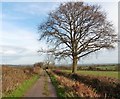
{"left": 38, "top": 2, "right": 117, "bottom": 73}
{"left": 44, "top": 52, "right": 55, "bottom": 67}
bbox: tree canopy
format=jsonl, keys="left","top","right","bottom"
{"left": 38, "top": 2, "right": 117, "bottom": 73}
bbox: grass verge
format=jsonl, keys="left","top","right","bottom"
{"left": 42, "top": 73, "right": 50, "bottom": 96}
{"left": 47, "top": 71, "right": 66, "bottom": 98}
{"left": 5, "top": 74, "right": 39, "bottom": 97}
{"left": 53, "top": 70, "right": 120, "bottom": 98}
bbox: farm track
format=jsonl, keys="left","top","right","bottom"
{"left": 24, "top": 69, "right": 57, "bottom": 97}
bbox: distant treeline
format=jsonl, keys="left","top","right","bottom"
{"left": 1, "top": 63, "right": 119, "bottom": 71}
{"left": 45, "top": 64, "right": 119, "bottom": 71}
{"left": 32, "top": 62, "right": 119, "bottom": 71}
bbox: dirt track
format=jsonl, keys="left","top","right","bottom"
{"left": 23, "top": 70, "right": 57, "bottom": 97}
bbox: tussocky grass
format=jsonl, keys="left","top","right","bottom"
{"left": 5, "top": 74, "right": 39, "bottom": 97}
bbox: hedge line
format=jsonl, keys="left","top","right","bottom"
{"left": 53, "top": 70, "right": 120, "bottom": 98}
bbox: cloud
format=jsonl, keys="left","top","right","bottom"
{"left": 1, "top": 0, "right": 119, "bottom": 2}
{"left": 14, "top": 3, "right": 51, "bottom": 15}
{"left": 0, "top": 44, "right": 46, "bottom": 64}
{"left": 0, "top": 45, "right": 27, "bottom": 63}
{"left": 1, "top": 21, "right": 48, "bottom": 64}
{"left": 1, "top": 2, "right": 118, "bottom": 65}
{"left": 1, "top": 45, "right": 27, "bottom": 56}
{"left": 2, "top": 19, "right": 49, "bottom": 47}
{"left": 79, "top": 48, "right": 118, "bottom": 64}
{"left": 87, "top": 2, "right": 118, "bottom": 33}
{"left": 2, "top": 13, "right": 27, "bottom": 21}
{"left": 0, "top": 44, "right": 46, "bottom": 65}
{"left": 16, "top": 2, "right": 59, "bottom": 17}
{"left": 3, "top": 2, "right": 59, "bottom": 17}
{"left": 2, "top": 22, "right": 38, "bottom": 47}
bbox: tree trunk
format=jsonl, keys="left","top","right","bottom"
{"left": 72, "top": 56, "right": 78, "bottom": 73}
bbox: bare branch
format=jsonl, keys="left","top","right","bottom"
{"left": 38, "top": 2, "right": 117, "bottom": 73}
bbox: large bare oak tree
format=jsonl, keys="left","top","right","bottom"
{"left": 38, "top": 2, "right": 117, "bottom": 73}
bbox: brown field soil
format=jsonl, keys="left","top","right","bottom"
{"left": 2, "top": 65, "right": 40, "bottom": 96}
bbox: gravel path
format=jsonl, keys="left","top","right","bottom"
{"left": 23, "top": 69, "right": 57, "bottom": 97}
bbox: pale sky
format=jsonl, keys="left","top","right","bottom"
{"left": 0, "top": 0, "right": 118, "bottom": 65}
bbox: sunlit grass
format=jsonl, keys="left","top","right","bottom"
{"left": 63, "top": 70, "right": 118, "bottom": 79}
{"left": 42, "top": 73, "right": 50, "bottom": 96}
{"left": 48, "top": 72, "right": 65, "bottom": 98}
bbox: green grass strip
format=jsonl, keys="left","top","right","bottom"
{"left": 48, "top": 73, "right": 66, "bottom": 98}
{"left": 62, "top": 70, "right": 118, "bottom": 79}
{"left": 5, "top": 74, "right": 39, "bottom": 97}
{"left": 42, "top": 73, "right": 50, "bottom": 96}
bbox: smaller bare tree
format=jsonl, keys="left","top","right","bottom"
{"left": 44, "top": 53, "right": 55, "bottom": 67}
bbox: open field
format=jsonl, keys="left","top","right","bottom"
{"left": 62, "top": 70, "right": 118, "bottom": 79}
{"left": 95, "top": 65, "right": 117, "bottom": 70}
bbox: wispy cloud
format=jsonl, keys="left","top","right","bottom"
{"left": 2, "top": 13, "right": 27, "bottom": 21}
{"left": 80, "top": 48, "right": 118, "bottom": 64}
{"left": 1, "top": 21, "right": 48, "bottom": 64}
{"left": 13, "top": 3, "right": 59, "bottom": 16}
{"left": 2, "top": 21, "right": 48, "bottom": 49}
{"left": 1, "top": 44, "right": 46, "bottom": 64}
{"left": 0, "top": 43, "right": 46, "bottom": 64}
{"left": 1, "top": 45, "right": 27, "bottom": 56}
{"left": 2, "top": 2, "right": 59, "bottom": 18}
{"left": 1, "top": 0, "right": 119, "bottom": 2}
{"left": 1, "top": 2, "right": 118, "bottom": 65}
